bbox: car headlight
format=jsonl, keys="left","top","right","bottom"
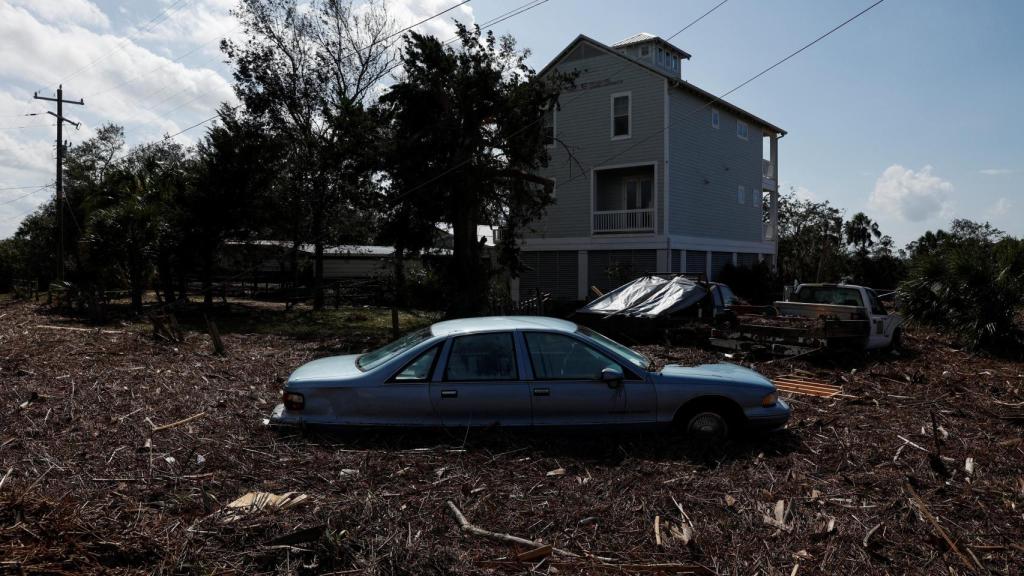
{"left": 283, "top": 391, "right": 305, "bottom": 411}
{"left": 761, "top": 392, "right": 778, "bottom": 407}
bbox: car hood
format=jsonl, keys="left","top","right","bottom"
{"left": 660, "top": 362, "right": 774, "bottom": 390}
{"left": 287, "top": 354, "right": 362, "bottom": 385}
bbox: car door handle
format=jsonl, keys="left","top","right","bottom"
{"left": 533, "top": 388, "right": 550, "bottom": 397}
{"left": 440, "top": 390, "right": 457, "bottom": 399}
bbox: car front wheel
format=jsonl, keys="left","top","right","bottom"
{"left": 685, "top": 410, "right": 729, "bottom": 440}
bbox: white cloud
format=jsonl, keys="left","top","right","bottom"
{"left": 869, "top": 164, "right": 953, "bottom": 223}
{"left": 979, "top": 168, "right": 1013, "bottom": 176}
{"left": 989, "top": 197, "right": 1013, "bottom": 217}
{"left": 7, "top": 0, "right": 110, "bottom": 30}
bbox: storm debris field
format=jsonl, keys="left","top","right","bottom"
{"left": 1, "top": 300, "right": 1023, "bottom": 575}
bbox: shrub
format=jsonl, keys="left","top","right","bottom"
{"left": 899, "top": 232, "right": 1024, "bottom": 353}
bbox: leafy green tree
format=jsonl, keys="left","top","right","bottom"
{"left": 378, "top": 25, "right": 569, "bottom": 317}
{"left": 223, "top": 0, "right": 396, "bottom": 309}
{"left": 900, "top": 220, "right": 1023, "bottom": 352}
{"left": 775, "top": 189, "right": 846, "bottom": 284}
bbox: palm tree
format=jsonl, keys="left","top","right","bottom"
{"left": 844, "top": 212, "right": 881, "bottom": 255}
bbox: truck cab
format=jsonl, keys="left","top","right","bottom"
{"left": 785, "top": 284, "right": 902, "bottom": 350}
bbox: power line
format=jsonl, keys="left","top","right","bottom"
{"left": 0, "top": 184, "right": 52, "bottom": 191}
{"left": 0, "top": 184, "right": 53, "bottom": 206}
{"left": 0, "top": 124, "right": 57, "bottom": 131}
{"left": 565, "top": 0, "right": 887, "bottom": 179}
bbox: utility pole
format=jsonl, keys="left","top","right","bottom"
{"left": 33, "top": 85, "right": 84, "bottom": 284}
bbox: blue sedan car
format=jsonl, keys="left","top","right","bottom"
{"left": 270, "top": 316, "right": 790, "bottom": 437}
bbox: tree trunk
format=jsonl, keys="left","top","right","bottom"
{"left": 313, "top": 239, "right": 325, "bottom": 310}
{"left": 391, "top": 245, "right": 406, "bottom": 339}
{"left": 448, "top": 182, "right": 486, "bottom": 318}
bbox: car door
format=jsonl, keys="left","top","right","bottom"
{"left": 429, "top": 331, "right": 532, "bottom": 428}
{"left": 350, "top": 344, "right": 442, "bottom": 427}
{"left": 865, "top": 289, "right": 899, "bottom": 349}
{"left": 522, "top": 331, "right": 630, "bottom": 427}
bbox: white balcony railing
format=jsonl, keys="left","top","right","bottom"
{"left": 593, "top": 208, "right": 654, "bottom": 233}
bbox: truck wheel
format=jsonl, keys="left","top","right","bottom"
{"left": 889, "top": 327, "right": 903, "bottom": 352}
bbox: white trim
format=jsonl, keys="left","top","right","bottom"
{"left": 736, "top": 119, "right": 749, "bottom": 140}
{"left": 519, "top": 234, "right": 777, "bottom": 255}
{"left": 663, "top": 78, "right": 670, "bottom": 237}
{"left": 610, "top": 91, "right": 632, "bottom": 140}
{"left": 577, "top": 250, "right": 588, "bottom": 300}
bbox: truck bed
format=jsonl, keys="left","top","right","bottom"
{"left": 772, "top": 301, "right": 866, "bottom": 321}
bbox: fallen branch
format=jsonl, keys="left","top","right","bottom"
{"left": 151, "top": 411, "right": 206, "bottom": 433}
{"left": 446, "top": 500, "right": 607, "bottom": 560}
{"left": 905, "top": 483, "right": 978, "bottom": 572}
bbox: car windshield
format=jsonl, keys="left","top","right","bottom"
{"left": 576, "top": 326, "right": 651, "bottom": 372}
{"left": 356, "top": 327, "right": 433, "bottom": 371}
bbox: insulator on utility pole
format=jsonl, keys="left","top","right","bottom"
{"left": 33, "top": 85, "right": 85, "bottom": 284}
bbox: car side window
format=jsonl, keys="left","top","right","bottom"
{"left": 392, "top": 345, "right": 439, "bottom": 382}
{"left": 524, "top": 332, "right": 621, "bottom": 380}
{"left": 444, "top": 333, "right": 518, "bottom": 381}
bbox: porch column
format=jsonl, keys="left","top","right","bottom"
{"left": 577, "top": 250, "right": 588, "bottom": 301}
{"left": 769, "top": 134, "right": 780, "bottom": 271}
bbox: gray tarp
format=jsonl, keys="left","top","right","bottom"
{"left": 579, "top": 276, "right": 707, "bottom": 318}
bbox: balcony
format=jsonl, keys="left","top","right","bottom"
{"left": 594, "top": 208, "right": 654, "bottom": 233}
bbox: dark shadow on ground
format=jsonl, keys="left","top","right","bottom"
{"left": 268, "top": 424, "right": 803, "bottom": 468}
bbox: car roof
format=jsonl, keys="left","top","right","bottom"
{"left": 430, "top": 316, "right": 578, "bottom": 337}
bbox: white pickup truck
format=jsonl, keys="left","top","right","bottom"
{"left": 712, "top": 283, "right": 903, "bottom": 355}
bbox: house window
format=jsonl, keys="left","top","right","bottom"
{"left": 611, "top": 93, "right": 631, "bottom": 139}
{"left": 657, "top": 48, "right": 665, "bottom": 65}
{"left": 624, "top": 178, "right": 653, "bottom": 210}
{"left": 737, "top": 120, "right": 748, "bottom": 140}
{"left": 542, "top": 106, "right": 555, "bottom": 147}
{"left": 640, "top": 45, "right": 650, "bottom": 57}
{"left": 711, "top": 108, "right": 720, "bottom": 129}
{"left": 737, "top": 184, "right": 745, "bottom": 204}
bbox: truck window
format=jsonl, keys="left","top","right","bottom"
{"left": 793, "top": 286, "right": 864, "bottom": 308}
{"left": 866, "top": 290, "right": 887, "bottom": 315}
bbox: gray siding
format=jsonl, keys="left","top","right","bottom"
{"left": 529, "top": 43, "right": 666, "bottom": 239}
{"left": 737, "top": 252, "right": 758, "bottom": 268}
{"left": 518, "top": 251, "right": 578, "bottom": 301}
{"left": 710, "top": 251, "right": 732, "bottom": 281}
{"left": 685, "top": 250, "right": 706, "bottom": 276}
{"left": 587, "top": 249, "right": 657, "bottom": 292}
{"left": 668, "top": 88, "right": 764, "bottom": 241}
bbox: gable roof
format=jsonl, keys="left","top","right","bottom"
{"left": 538, "top": 35, "right": 785, "bottom": 136}
{"left": 612, "top": 32, "right": 692, "bottom": 60}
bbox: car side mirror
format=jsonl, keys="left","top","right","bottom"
{"left": 600, "top": 367, "right": 624, "bottom": 388}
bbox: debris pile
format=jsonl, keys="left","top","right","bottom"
{"left": 1, "top": 299, "right": 1022, "bottom": 574}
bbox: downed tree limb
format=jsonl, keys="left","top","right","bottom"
{"left": 151, "top": 411, "right": 206, "bottom": 433}
{"left": 905, "top": 483, "right": 979, "bottom": 572}
{"left": 475, "top": 560, "right": 711, "bottom": 574}
{"left": 446, "top": 500, "right": 608, "bottom": 561}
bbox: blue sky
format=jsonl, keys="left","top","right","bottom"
{"left": 1, "top": 0, "right": 1021, "bottom": 245}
